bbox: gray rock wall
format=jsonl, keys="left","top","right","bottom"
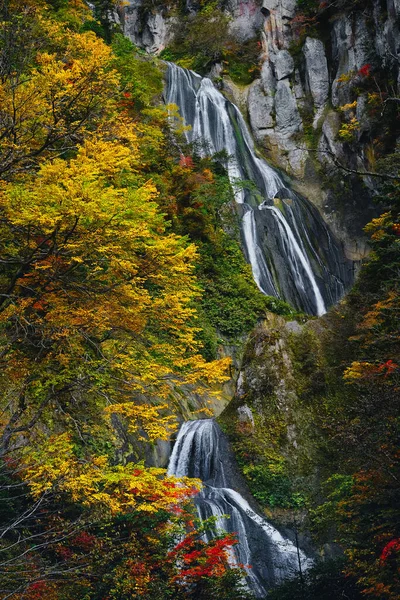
{"left": 120, "top": 0, "right": 264, "bottom": 53}
{"left": 118, "top": 0, "right": 174, "bottom": 54}
{"left": 242, "top": 0, "right": 399, "bottom": 260}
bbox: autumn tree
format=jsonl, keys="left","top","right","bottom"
{"left": 0, "top": 3, "right": 237, "bottom": 597}
{"left": 0, "top": 3, "right": 286, "bottom": 599}
{"left": 0, "top": 129, "right": 230, "bottom": 456}
{"left": 295, "top": 146, "right": 400, "bottom": 600}
{"left": 0, "top": 1, "right": 122, "bottom": 178}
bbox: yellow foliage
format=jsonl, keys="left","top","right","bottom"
{"left": 0, "top": 27, "right": 120, "bottom": 176}
{"left": 0, "top": 133, "right": 230, "bottom": 450}
{"left": 364, "top": 213, "right": 392, "bottom": 239}
{"left": 337, "top": 70, "right": 355, "bottom": 84}
{"left": 0, "top": 5, "right": 231, "bottom": 533}
{"left": 104, "top": 403, "right": 178, "bottom": 441}
{"left": 338, "top": 117, "right": 360, "bottom": 142}
{"left": 340, "top": 101, "right": 358, "bottom": 112}
{"left": 20, "top": 433, "right": 201, "bottom": 515}
{"left": 361, "top": 292, "right": 397, "bottom": 331}
{"left": 344, "top": 361, "right": 375, "bottom": 381}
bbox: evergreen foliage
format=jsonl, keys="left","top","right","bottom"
{"left": 159, "top": 4, "right": 260, "bottom": 83}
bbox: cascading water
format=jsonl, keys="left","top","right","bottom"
{"left": 165, "top": 63, "right": 353, "bottom": 316}
{"left": 168, "top": 419, "right": 312, "bottom": 598}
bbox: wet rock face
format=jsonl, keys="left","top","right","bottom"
{"left": 330, "top": 14, "right": 370, "bottom": 108}
{"left": 166, "top": 62, "right": 352, "bottom": 315}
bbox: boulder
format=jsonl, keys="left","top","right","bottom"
{"left": 248, "top": 79, "right": 275, "bottom": 135}
{"left": 260, "top": 60, "right": 277, "bottom": 93}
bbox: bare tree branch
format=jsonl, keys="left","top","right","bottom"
{"left": 305, "top": 147, "right": 400, "bottom": 181}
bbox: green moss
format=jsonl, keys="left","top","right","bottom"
{"left": 226, "top": 60, "right": 256, "bottom": 86}
{"left": 242, "top": 462, "right": 306, "bottom": 508}
{"left": 288, "top": 326, "right": 326, "bottom": 401}
{"left": 198, "top": 238, "right": 296, "bottom": 341}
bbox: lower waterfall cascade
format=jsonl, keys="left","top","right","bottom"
{"left": 168, "top": 419, "right": 312, "bottom": 597}
{"left": 165, "top": 62, "right": 353, "bottom": 316}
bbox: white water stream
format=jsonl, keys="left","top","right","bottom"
{"left": 165, "top": 62, "right": 351, "bottom": 315}
{"left": 168, "top": 420, "right": 312, "bottom": 597}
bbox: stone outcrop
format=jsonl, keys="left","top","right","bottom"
{"left": 303, "top": 37, "right": 329, "bottom": 119}
{"left": 120, "top": 0, "right": 264, "bottom": 53}
{"left": 242, "top": 0, "right": 400, "bottom": 259}
{"left": 226, "top": 0, "right": 265, "bottom": 41}
{"left": 118, "top": 1, "right": 174, "bottom": 54}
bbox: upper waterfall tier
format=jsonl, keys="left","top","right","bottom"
{"left": 168, "top": 419, "right": 312, "bottom": 598}
{"left": 165, "top": 63, "right": 353, "bottom": 316}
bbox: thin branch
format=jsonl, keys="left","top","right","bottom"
{"left": 306, "top": 147, "right": 400, "bottom": 181}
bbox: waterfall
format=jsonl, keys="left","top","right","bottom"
{"left": 165, "top": 62, "right": 353, "bottom": 316}
{"left": 168, "top": 420, "right": 312, "bottom": 597}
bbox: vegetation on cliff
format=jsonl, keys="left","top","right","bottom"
{"left": 220, "top": 146, "right": 400, "bottom": 598}
{"left": 0, "top": 1, "right": 270, "bottom": 597}
{"left": 158, "top": 1, "right": 261, "bottom": 84}
{"left": 1, "top": 1, "right": 399, "bottom": 599}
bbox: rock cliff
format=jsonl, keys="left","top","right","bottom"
{"left": 119, "top": 0, "right": 400, "bottom": 262}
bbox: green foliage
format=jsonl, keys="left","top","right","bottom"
{"left": 161, "top": 6, "right": 232, "bottom": 73}
{"left": 47, "top": 0, "right": 70, "bottom": 9}
{"left": 199, "top": 237, "right": 285, "bottom": 339}
{"left": 220, "top": 399, "right": 304, "bottom": 510}
{"left": 91, "top": 0, "right": 121, "bottom": 42}
{"left": 160, "top": 7, "right": 260, "bottom": 83}
{"left": 296, "top": 0, "right": 318, "bottom": 11}
{"left": 309, "top": 474, "right": 354, "bottom": 537}
{"left": 287, "top": 148, "right": 400, "bottom": 598}
{"left": 111, "top": 34, "right": 163, "bottom": 109}
{"left": 225, "top": 38, "right": 261, "bottom": 86}
{"left": 242, "top": 462, "right": 305, "bottom": 508}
